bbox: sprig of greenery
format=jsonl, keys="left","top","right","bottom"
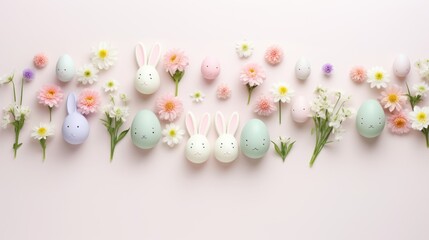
{"left": 271, "top": 137, "right": 295, "bottom": 162}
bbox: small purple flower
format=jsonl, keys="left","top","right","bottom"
{"left": 322, "top": 63, "right": 333, "bottom": 75}
{"left": 22, "top": 68, "right": 35, "bottom": 82}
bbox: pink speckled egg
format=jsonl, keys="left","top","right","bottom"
{"left": 291, "top": 96, "right": 311, "bottom": 123}
{"left": 201, "top": 57, "right": 220, "bottom": 81}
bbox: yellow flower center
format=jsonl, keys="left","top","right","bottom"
{"left": 417, "top": 112, "right": 427, "bottom": 123}
{"left": 278, "top": 86, "right": 288, "bottom": 95}
{"left": 165, "top": 101, "right": 175, "bottom": 112}
{"left": 85, "top": 96, "right": 94, "bottom": 103}
{"left": 242, "top": 44, "right": 249, "bottom": 51}
{"left": 84, "top": 70, "right": 92, "bottom": 77}
{"left": 169, "top": 129, "right": 176, "bottom": 137}
{"left": 195, "top": 92, "right": 201, "bottom": 98}
{"left": 170, "top": 54, "right": 177, "bottom": 62}
{"left": 375, "top": 72, "right": 384, "bottom": 81}
{"left": 248, "top": 68, "right": 256, "bottom": 77}
{"left": 37, "top": 127, "right": 47, "bottom": 136}
{"left": 388, "top": 94, "right": 398, "bottom": 103}
{"left": 108, "top": 81, "right": 114, "bottom": 87}
{"left": 394, "top": 117, "right": 406, "bottom": 128}
{"left": 98, "top": 49, "right": 108, "bottom": 59}
{"left": 47, "top": 90, "right": 56, "bottom": 98}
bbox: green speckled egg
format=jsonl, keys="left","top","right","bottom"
{"left": 240, "top": 119, "right": 270, "bottom": 159}
{"left": 356, "top": 99, "right": 385, "bottom": 138}
{"left": 131, "top": 110, "right": 161, "bottom": 149}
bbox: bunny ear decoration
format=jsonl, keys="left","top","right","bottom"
{"left": 199, "top": 113, "right": 211, "bottom": 136}
{"left": 185, "top": 112, "right": 197, "bottom": 136}
{"left": 148, "top": 43, "right": 161, "bottom": 67}
{"left": 227, "top": 112, "right": 239, "bottom": 135}
{"left": 66, "top": 93, "right": 77, "bottom": 114}
{"left": 215, "top": 111, "right": 226, "bottom": 136}
{"left": 135, "top": 42, "right": 147, "bottom": 67}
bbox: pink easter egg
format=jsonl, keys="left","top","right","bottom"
{"left": 201, "top": 57, "right": 221, "bottom": 81}
{"left": 291, "top": 96, "right": 311, "bottom": 123}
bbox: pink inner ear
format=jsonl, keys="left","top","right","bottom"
{"left": 135, "top": 43, "right": 146, "bottom": 67}
{"left": 215, "top": 113, "right": 225, "bottom": 135}
{"left": 186, "top": 114, "right": 196, "bottom": 136}
{"left": 148, "top": 44, "right": 160, "bottom": 66}
{"left": 199, "top": 114, "right": 210, "bottom": 136}
{"left": 227, "top": 113, "right": 239, "bottom": 135}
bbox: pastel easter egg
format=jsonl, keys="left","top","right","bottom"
{"left": 295, "top": 57, "right": 311, "bottom": 81}
{"left": 393, "top": 54, "right": 411, "bottom": 78}
{"left": 201, "top": 57, "right": 221, "bottom": 81}
{"left": 131, "top": 110, "right": 162, "bottom": 149}
{"left": 240, "top": 119, "right": 270, "bottom": 159}
{"left": 356, "top": 99, "right": 386, "bottom": 138}
{"left": 56, "top": 54, "right": 75, "bottom": 82}
{"left": 291, "top": 96, "right": 311, "bottom": 123}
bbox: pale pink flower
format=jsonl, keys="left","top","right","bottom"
{"left": 38, "top": 84, "right": 64, "bottom": 108}
{"left": 240, "top": 63, "right": 266, "bottom": 87}
{"left": 156, "top": 94, "right": 183, "bottom": 122}
{"left": 77, "top": 89, "right": 100, "bottom": 115}
{"left": 33, "top": 53, "right": 48, "bottom": 69}
{"left": 254, "top": 95, "right": 277, "bottom": 116}
{"left": 264, "top": 45, "right": 283, "bottom": 65}
{"left": 163, "top": 49, "right": 189, "bottom": 75}
{"left": 387, "top": 111, "right": 411, "bottom": 135}
{"left": 379, "top": 84, "right": 407, "bottom": 112}
{"left": 350, "top": 66, "right": 367, "bottom": 83}
{"left": 216, "top": 83, "right": 231, "bottom": 100}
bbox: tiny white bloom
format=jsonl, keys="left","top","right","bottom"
{"left": 119, "top": 93, "right": 129, "bottom": 103}
{"left": 162, "top": 123, "right": 185, "bottom": 147}
{"left": 76, "top": 64, "right": 99, "bottom": 85}
{"left": 190, "top": 90, "right": 205, "bottom": 103}
{"left": 31, "top": 123, "right": 54, "bottom": 140}
{"left": 409, "top": 106, "right": 429, "bottom": 131}
{"left": 91, "top": 42, "right": 118, "bottom": 70}
{"left": 0, "top": 73, "right": 14, "bottom": 85}
{"left": 1, "top": 113, "right": 11, "bottom": 128}
{"left": 235, "top": 40, "right": 254, "bottom": 58}
{"left": 271, "top": 82, "right": 294, "bottom": 103}
{"left": 415, "top": 60, "right": 429, "bottom": 79}
{"left": 109, "top": 106, "right": 129, "bottom": 122}
{"left": 367, "top": 66, "right": 390, "bottom": 89}
{"left": 103, "top": 79, "right": 119, "bottom": 92}
{"left": 102, "top": 104, "right": 113, "bottom": 114}
{"left": 413, "top": 82, "right": 429, "bottom": 97}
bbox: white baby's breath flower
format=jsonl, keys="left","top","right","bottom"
{"left": 1, "top": 113, "right": 11, "bottom": 128}
{"left": 413, "top": 82, "right": 429, "bottom": 97}
{"left": 367, "top": 66, "right": 390, "bottom": 89}
{"left": 103, "top": 79, "right": 119, "bottom": 92}
{"left": 119, "top": 93, "right": 129, "bottom": 103}
{"left": 235, "top": 40, "right": 254, "bottom": 58}
{"left": 162, "top": 123, "right": 185, "bottom": 147}
{"left": 190, "top": 90, "right": 205, "bottom": 103}
{"left": 76, "top": 64, "right": 99, "bottom": 85}
{"left": 271, "top": 82, "right": 294, "bottom": 103}
{"left": 91, "top": 42, "right": 118, "bottom": 70}
{"left": 31, "top": 123, "right": 54, "bottom": 140}
{"left": 409, "top": 106, "right": 429, "bottom": 131}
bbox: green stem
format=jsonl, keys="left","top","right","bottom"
{"left": 49, "top": 107, "right": 52, "bottom": 122}
{"left": 11, "top": 80, "right": 17, "bottom": 103}
{"left": 423, "top": 129, "right": 429, "bottom": 148}
{"left": 247, "top": 86, "right": 255, "bottom": 105}
{"left": 175, "top": 79, "right": 179, "bottom": 97}
{"left": 13, "top": 126, "right": 20, "bottom": 159}
{"left": 19, "top": 77, "right": 24, "bottom": 105}
{"left": 278, "top": 102, "right": 282, "bottom": 124}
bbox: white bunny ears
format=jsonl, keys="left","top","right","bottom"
{"left": 135, "top": 42, "right": 161, "bottom": 67}
{"left": 215, "top": 111, "right": 239, "bottom": 136}
{"left": 186, "top": 112, "right": 211, "bottom": 136}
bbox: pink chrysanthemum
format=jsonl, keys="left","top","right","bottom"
{"left": 240, "top": 63, "right": 266, "bottom": 87}
{"left": 163, "top": 49, "right": 189, "bottom": 75}
{"left": 379, "top": 84, "right": 407, "bottom": 112}
{"left": 156, "top": 94, "right": 183, "bottom": 122}
{"left": 350, "top": 66, "right": 367, "bottom": 83}
{"left": 254, "top": 95, "right": 277, "bottom": 116}
{"left": 33, "top": 53, "right": 48, "bottom": 69}
{"left": 38, "top": 84, "right": 64, "bottom": 108}
{"left": 77, "top": 89, "right": 100, "bottom": 115}
{"left": 264, "top": 45, "right": 283, "bottom": 65}
{"left": 216, "top": 83, "right": 231, "bottom": 100}
{"left": 387, "top": 111, "right": 411, "bottom": 135}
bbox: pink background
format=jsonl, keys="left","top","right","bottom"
{"left": 1, "top": 0, "right": 429, "bottom": 239}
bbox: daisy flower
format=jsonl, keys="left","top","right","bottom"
{"left": 387, "top": 111, "right": 411, "bottom": 135}
{"left": 367, "top": 66, "right": 390, "bottom": 89}
{"left": 254, "top": 95, "right": 277, "bottom": 116}
{"left": 236, "top": 40, "right": 254, "bottom": 58}
{"left": 350, "top": 66, "right": 367, "bottom": 83}
{"left": 91, "top": 42, "right": 118, "bottom": 70}
{"left": 156, "top": 94, "right": 183, "bottom": 122}
{"left": 103, "top": 79, "right": 119, "bottom": 92}
{"left": 322, "top": 63, "right": 333, "bottom": 75}
{"left": 0, "top": 73, "right": 14, "bottom": 85}
{"left": 162, "top": 123, "right": 185, "bottom": 147}
{"left": 409, "top": 106, "right": 429, "bottom": 131}
{"left": 190, "top": 90, "right": 205, "bottom": 103}
{"left": 216, "top": 83, "right": 231, "bottom": 100}
{"left": 38, "top": 84, "right": 64, "bottom": 121}
{"left": 413, "top": 82, "right": 429, "bottom": 97}
{"left": 163, "top": 49, "right": 189, "bottom": 96}
{"left": 264, "top": 45, "right": 283, "bottom": 65}
{"left": 240, "top": 63, "right": 266, "bottom": 105}
{"left": 379, "top": 84, "right": 407, "bottom": 112}
{"left": 76, "top": 64, "right": 99, "bottom": 85}
{"left": 271, "top": 82, "right": 294, "bottom": 124}
{"left": 77, "top": 89, "right": 100, "bottom": 115}
{"left": 31, "top": 122, "right": 54, "bottom": 161}
{"left": 415, "top": 60, "right": 429, "bottom": 79}
{"left": 33, "top": 53, "right": 48, "bottom": 69}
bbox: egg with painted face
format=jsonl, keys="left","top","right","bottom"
{"left": 131, "top": 110, "right": 162, "bottom": 149}
{"left": 295, "top": 57, "right": 311, "bottom": 81}
{"left": 291, "top": 96, "right": 311, "bottom": 123}
{"left": 393, "top": 54, "right": 411, "bottom": 78}
{"left": 356, "top": 100, "right": 385, "bottom": 138}
{"left": 56, "top": 54, "right": 75, "bottom": 82}
{"left": 201, "top": 57, "right": 221, "bottom": 81}
{"left": 240, "top": 119, "right": 270, "bottom": 159}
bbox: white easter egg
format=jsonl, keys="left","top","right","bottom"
{"left": 393, "top": 54, "right": 411, "bottom": 78}
{"left": 295, "top": 57, "right": 311, "bottom": 81}
{"left": 56, "top": 54, "right": 75, "bottom": 82}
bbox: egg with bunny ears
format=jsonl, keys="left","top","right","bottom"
{"left": 62, "top": 93, "right": 89, "bottom": 144}
{"left": 185, "top": 112, "right": 211, "bottom": 164}
{"left": 131, "top": 110, "right": 162, "bottom": 149}
{"left": 291, "top": 96, "right": 311, "bottom": 123}
{"left": 356, "top": 99, "right": 385, "bottom": 138}
{"left": 240, "top": 119, "right": 270, "bottom": 159}
{"left": 56, "top": 54, "right": 75, "bottom": 82}
{"left": 214, "top": 111, "right": 239, "bottom": 163}
{"left": 135, "top": 42, "right": 161, "bottom": 95}
{"left": 295, "top": 57, "right": 311, "bottom": 81}
{"left": 393, "top": 54, "right": 411, "bottom": 78}
{"left": 201, "top": 57, "right": 221, "bottom": 81}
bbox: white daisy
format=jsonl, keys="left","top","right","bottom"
{"left": 271, "top": 82, "right": 294, "bottom": 103}
{"left": 162, "top": 123, "right": 185, "bottom": 147}
{"left": 0, "top": 73, "right": 13, "bottom": 85}
{"left": 109, "top": 106, "right": 129, "bottom": 122}
{"left": 103, "top": 79, "right": 119, "bottom": 92}
{"left": 190, "top": 90, "right": 205, "bottom": 103}
{"left": 31, "top": 123, "right": 54, "bottom": 140}
{"left": 119, "top": 93, "right": 129, "bottom": 103}
{"left": 76, "top": 64, "right": 99, "bottom": 85}
{"left": 409, "top": 106, "right": 429, "bottom": 131}
{"left": 91, "top": 42, "right": 118, "bottom": 70}
{"left": 413, "top": 82, "right": 429, "bottom": 97}
{"left": 367, "top": 66, "right": 390, "bottom": 89}
{"left": 415, "top": 60, "right": 429, "bottom": 79}
{"left": 235, "top": 40, "right": 254, "bottom": 58}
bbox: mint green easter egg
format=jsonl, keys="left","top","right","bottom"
{"left": 131, "top": 110, "right": 162, "bottom": 149}
{"left": 356, "top": 99, "right": 385, "bottom": 138}
{"left": 240, "top": 119, "right": 270, "bottom": 159}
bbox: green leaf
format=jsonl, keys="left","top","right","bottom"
{"left": 271, "top": 141, "right": 282, "bottom": 156}
{"left": 116, "top": 128, "right": 130, "bottom": 143}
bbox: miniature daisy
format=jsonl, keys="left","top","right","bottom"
{"left": 31, "top": 122, "right": 54, "bottom": 161}
{"left": 216, "top": 83, "right": 231, "bottom": 100}
{"left": 163, "top": 49, "right": 189, "bottom": 96}
{"left": 190, "top": 90, "right": 205, "bottom": 103}
{"left": 367, "top": 66, "right": 390, "bottom": 89}
{"left": 156, "top": 94, "right": 183, "bottom": 122}
{"left": 254, "top": 95, "right": 277, "bottom": 116}
{"left": 235, "top": 40, "right": 254, "bottom": 58}
{"left": 37, "top": 84, "right": 64, "bottom": 121}
{"left": 162, "top": 123, "right": 185, "bottom": 147}
{"left": 271, "top": 82, "right": 294, "bottom": 124}
{"left": 76, "top": 64, "right": 99, "bottom": 85}
{"left": 240, "top": 63, "right": 266, "bottom": 105}
{"left": 264, "top": 45, "right": 283, "bottom": 65}
{"left": 103, "top": 79, "right": 119, "bottom": 92}
{"left": 379, "top": 84, "right": 407, "bottom": 112}
{"left": 409, "top": 106, "right": 429, "bottom": 131}
{"left": 413, "top": 82, "right": 429, "bottom": 97}
{"left": 387, "top": 111, "right": 411, "bottom": 135}
{"left": 33, "top": 53, "right": 48, "bottom": 69}
{"left": 77, "top": 89, "right": 100, "bottom": 115}
{"left": 91, "top": 42, "right": 118, "bottom": 70}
